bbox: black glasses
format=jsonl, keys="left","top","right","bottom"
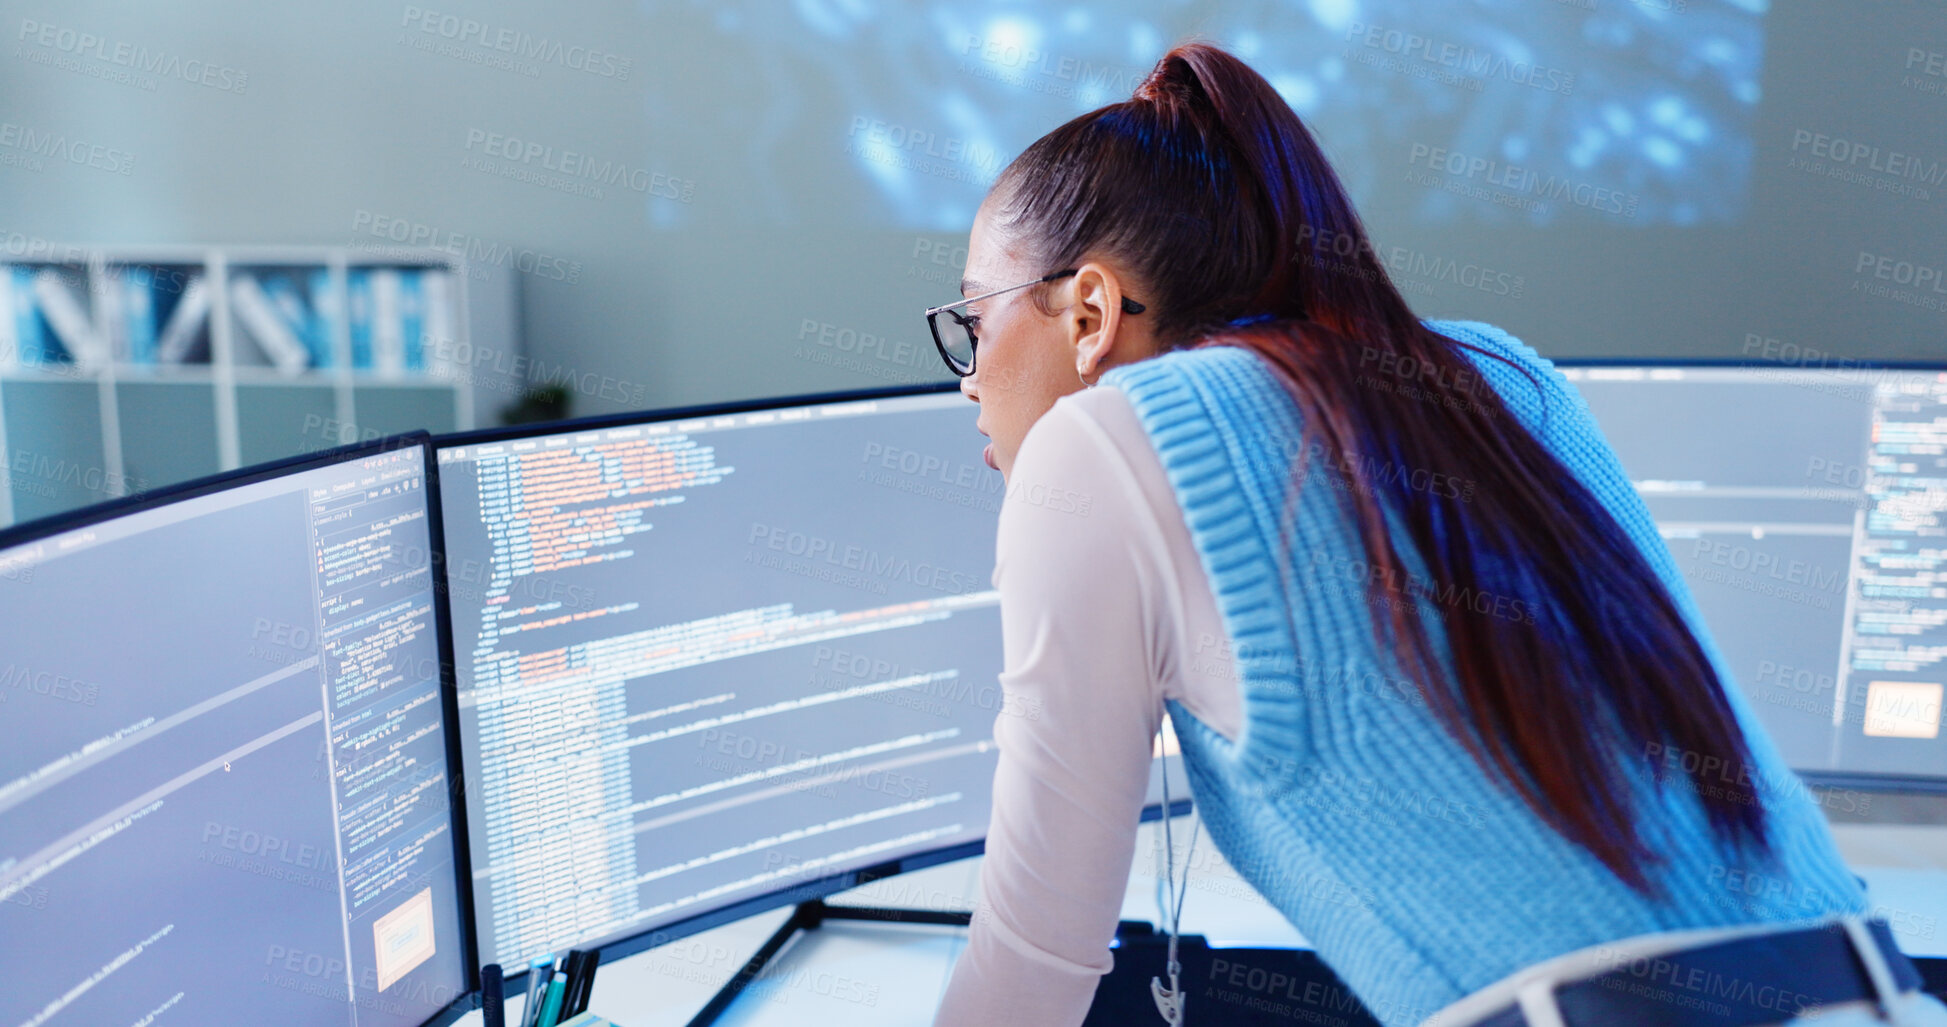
{"left": 924, "top": 269, "right": 1146, "bottom": 377}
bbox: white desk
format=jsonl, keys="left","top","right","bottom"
{"left": 461, "top": 818, "right": 1947, "bottom": 1027}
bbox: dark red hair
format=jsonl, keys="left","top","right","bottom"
{"left": 991, "top": 42, "right": 1769, "bottom": 891}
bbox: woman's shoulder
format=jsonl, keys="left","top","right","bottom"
{"left": 1423, "top": 319, "right": 1548, "bottom": 373}
{"left": 1421, "top": 317, "right": 1524, "bottom": 348}
{"left": 1098, "top": 320, "right": 1586, "bottom": 439}
{"left": 1421, "top": 319, "right": 1599, "bottom": 435}
{"left": 1119, "top": 321, "right": 1549, "bottom": 382}
{"left": 1018, "top": 387, "right": 1187, "bottom": 536}
{"left": 1023, "top": 385, "right": 1154, "bottom": 481}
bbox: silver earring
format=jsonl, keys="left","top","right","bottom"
{"left": 1077, "top": 363, "right": 1100, "bottom": 389}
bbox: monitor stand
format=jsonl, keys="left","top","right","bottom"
{"left": 682, "top": 899, "right": 1158, "bottom": 1027}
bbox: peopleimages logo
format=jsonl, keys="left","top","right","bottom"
{"left": 1790, "top": 130, "right": 1947, "bottom": 185}
{"left": 462, "top": 128, "right": 693, "bottom": 201}
{"left": 15, "top": 18, "right": 249, "bottom": 93}
{"left": 1346, "top": 21, "right": 1575, "bottom": 94}
{"left": 0, "top": 122, "right": 135, "bottom": 175}
{"left": 1906, "top": 47, "right": 1947, "bottom": 96}
{"left": 1298, "top": 224, "right": 1525, "bottom": 299}
{"left": 1408, "top": 143, "right": 1639, "bottom": 217}
{"left": 958, "top": 35, "right": 1143, "bottom": 93}
{"left": 844, "top": 117, "right": 1004, "bottom": 185}
{"left": 1854, "top": 250, "right": 1947, "bottom": 293}
{"left": 349, "top": 209, "right": 583, "bottom": 283}
{"left": 1851, "top": 249, "right": 1947, "bottom": 314}
{"left": 745, "top": 523, "right": 986, "bottom": 596}
{"left": 398, "top": 6, "right": 631, "bottom": 79}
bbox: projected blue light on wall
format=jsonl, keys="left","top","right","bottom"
{"left": 643, "top": 0, "right": 1766, "bottom": 230}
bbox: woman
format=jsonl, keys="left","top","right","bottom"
{"left": 926, "top": 42, "right": 1941, "bottom": 1027}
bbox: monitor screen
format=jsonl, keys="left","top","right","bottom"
{"left": 0, "top": 438, "right": 473, "bottom": 1027}
{"left": 1563, "top": 364, "right": 1947, "bottom": 786}
{"left": 436, "top": 387, "right": 1016, "bottom": 970}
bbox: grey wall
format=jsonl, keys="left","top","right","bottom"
{"left": 0, "top": 0, "right": 1941, "bottom": 423}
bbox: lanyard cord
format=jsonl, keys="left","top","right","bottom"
{"left": 1152, "top": 738, "right": 1200, "bottom": 1026}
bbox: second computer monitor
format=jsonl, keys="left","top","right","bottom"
{"left": 436, "top": 387, "right": 1008, "bottom": 970}
{"left": 1564, "top": 363, "right": 1947, "bottom": 787}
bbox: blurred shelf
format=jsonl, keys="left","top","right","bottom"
{"left": 0, "top": 244, "right": 480, "bottom": 528}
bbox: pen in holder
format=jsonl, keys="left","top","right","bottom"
{"left": 521, "top": 955, "right": 555, "bottom": 1027}
{"left": 497, "top": 951, "right": 610, "bottom": 1027}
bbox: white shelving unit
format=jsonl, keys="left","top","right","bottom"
{"left": 0, "top": 245, "right": 479, "bottom": 528}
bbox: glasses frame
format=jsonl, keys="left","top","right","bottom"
{"left": 923, "top": 268, "right": 1145, "bottom": 378}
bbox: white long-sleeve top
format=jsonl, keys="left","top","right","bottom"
{"left": 935, "top": 383, "right": 1242, "bottom": 1025}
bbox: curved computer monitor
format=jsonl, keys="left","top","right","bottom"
{"left": 434, "top": 383, "right": 1016, "bottom": 974}
{"left": 1559, "top": 359, "right": 1947, "bottom": 792}
{"left": 0, "top": 434, "right": 476, "bottom": 1027}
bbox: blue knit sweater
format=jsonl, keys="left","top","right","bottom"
{"left": 1101, "top": 320, "right": 1866, "bottom": 1025}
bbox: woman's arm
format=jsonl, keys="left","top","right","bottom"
{"left": 934, "top": 395, "right": 1173, "bottom": 1025}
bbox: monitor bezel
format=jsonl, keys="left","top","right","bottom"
{"left": 434, "top": 379, "right": 964, "bottom": 451}
{"left": 0, "top": 431, "right": 482, "bottom": 1027}
{"left": 1552, "top": 356, "right": 1947, "bottom": 795}
{"left": 0, "top": 431, "right": 430, "bottom": 551}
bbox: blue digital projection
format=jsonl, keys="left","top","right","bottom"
{"left": 643, "top": 0, "right": 1767, "bottom": 230}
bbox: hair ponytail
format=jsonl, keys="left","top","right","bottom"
{"left": 993, "top": 42, "right": 1770, "bottom": 892}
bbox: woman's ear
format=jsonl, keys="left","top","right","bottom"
{"left": 1065, "top": 263, "right": 1128, "bottom": 378}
